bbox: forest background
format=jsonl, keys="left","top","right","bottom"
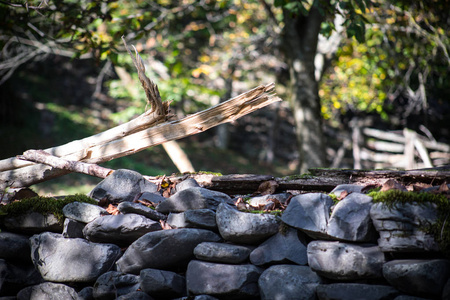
{"left": 1, "top": 0, "right": 449, "bottom": 196}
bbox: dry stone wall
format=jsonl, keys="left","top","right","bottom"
{"left": 0, "top": 169, "right": 449, "bottom": 300}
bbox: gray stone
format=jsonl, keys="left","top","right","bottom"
{"left": 156, "top": 187, "right": 233, "bottom": 213}
{"left": 259, "top": 265, "right": 322, "bottom": 300}
{"left": 281, "top": 193, "right": 334, "bottom": 239}
{"left": 139, "top": 268, "right": 186, "bottom": 298}
{"left": 62, "top": 218, "right": 85, "bottom": 238}
{"left": 216, "top": 203, "right": 280, "bottom": 244}
{"left": 326, "top": 193, "right": 377, "bottom": 242}
{"left": 117, "top": 201, "right": 166, "bottom": 221}
{"left": 116, "top": 291, "right": 154, "bottom": 300}
{"left": 307, "top": 241, "right": 385, "bottom": 280}
{"left": 16, "top": 282, "right": 78, "bottom": 300}
{"left": 383, "top": 259, "right": 450, "bottom": 298}
{"left": 175, "top": 178, "right": 200, "bottom": 192}
{"left": 1, "top": 260, "right": 43, "bottom": 293}
{"left": 89, "top": 169, "right": 157, "bottom": 203}
{"left": 0, "top": 232, "right": 30, "bottom": 261}
{"left": 83, "top": 213, "right": 161, "bottom": 245}
{"left": 186, "top": 260, "right": 263, "bottom": 299}
{"left": 92, "top": 271, "right": 140, "bottom": 300}
{"left": 316, "top": 283, "right": 400, "bottom": 300}
{"left": 30, "top": 232, "right": 121, "bottom": 283}
{"left": 3, "top": 212, "right": 63, "bottom": 234}
{"left": 330, "top": 184, "right": 364, "bottom": 198}
{"left": 138, "top": 192, "right": 166, "bottom": 204}
{"left": 167, "top": 212, "right": 189, "bottom": 228}
{"left": 116, "top": 228, "right": 221, "bottom": 274}
{"left": 247, "top": 193, "right": 291, "bottom": 207}
{"left": 250, "top": 227, "right": 308, "bottom": 266}
{"left": 168, "top": 209, "right": 217, "bottom": 230}
{"left": 77, "top": 286, "right": 94, "bottom": 300}
{"left": 185, "top": 209, "right": 217, "bottom": 230}
{"left": 370, "top": 202, "right": 439, "bottom": 252}
{"left": 194, "top": 242, "right": 252, "bottom": 264}
{"left": 62, "top": 202, "right": 108, "bottom": 223}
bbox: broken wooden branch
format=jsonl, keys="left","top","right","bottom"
{"left": 122, "top": 36, "right": 166, "bottom": 116}
{"left": 0, "top": 83, "right": 281, "bottom": 189}
{"left": 17, "top": 150, "right": 114, "bottom": 179}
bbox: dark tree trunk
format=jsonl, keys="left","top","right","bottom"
{"left": 282, "top": 6, "right": 327, "bottom": 173}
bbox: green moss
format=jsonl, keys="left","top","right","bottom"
{"left": 283, "top": 173, "right": 314, "bottom": 180}
{"left": 369, "top": 189, "right": 447, "bottom": 208}
{"left": 369, "top": 189, "right": 450, "bottom": 258}
{"left": 164, "top": 171, "right": 223, "bottom": 177}
{"left": 0, "top": 193, "right": 97, "bottom": 223}
{"left": 197, "top": 171, "right": 223, "bottom": 176}
{"left": 246, "top": 209, "right": 283, "bottom": 217}
{"left": 328, "top": 193, "right": 340, "bottom": 205}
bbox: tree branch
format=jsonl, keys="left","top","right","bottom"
{"left": 0, "top": 83, "right": 281, "bottom": 189}
{"left": 17, "top": 150, "right": 113, "bottom": 179}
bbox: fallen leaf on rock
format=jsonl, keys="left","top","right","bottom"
{"left": 263, "top": 198, "right": 285, "bottom": 211}
{"left": 235, "top": 197, "right": 249, "bottom": 211}
{"left": 106, "top": 204, "right": 120, "bottom": 215}
{"left": 136, "top": 199, "right": 157, "bottom": 208}
{"left": 361, "top": 184, "right": 380, "bottom": 194}
{"left": 285, "top": 194, "right": 294, "bottom": 206}
{"left": 338, "top": 190, "right": 349, "bottom": 200}
{"left": 160, "top": 219, "right": 173, "bottom": 230}
{"left": 380, "top": 179, "right": 407, "bottom": 192}
{"left": 253, "top": 180, "right": 278, "bottom": 196}
{"left": 438, "top": 182, "right": 449, "bottom": 193}
{"left": 11, "top": 188, "right": 38, "bottom": 201}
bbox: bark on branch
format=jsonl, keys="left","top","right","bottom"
{"left": 17, "top": 150, "right": 114, "bottom": 179}
{"left": 1, "top": 83, "right": 281, "bottom": 189}
{"left": 144, "top": 166, "right": 450, "bottom": 195}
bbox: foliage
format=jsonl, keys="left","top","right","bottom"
{"left": 275, "top": 0, "right": 373, "bottom": 42}
{"left": 1, "top": 0, "right": 448, "bottom": 176}
{"left": 320, "top": 0, "right": 450, "bottom": 124}
{"left": 0, "top": 194, "right": 97, "bottom": 222}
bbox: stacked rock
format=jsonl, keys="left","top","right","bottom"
{"left": 0, "top": 169, "right": 449, "bottom": 299}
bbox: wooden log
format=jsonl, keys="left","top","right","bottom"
{"left": 142, "top": 166, "right": 450, "bottom": 195}
{"left": 0, "top": 109, "right": 169, "bottom": 172}
{"left": 0, "top": 83, "right": 281, "bottom": 189}
{"left": 17, "top": 150, "right": 114, "bottom": 179}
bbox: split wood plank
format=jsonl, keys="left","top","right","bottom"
{"left": 1, "top": 83, "right": 281, "bottom": 189}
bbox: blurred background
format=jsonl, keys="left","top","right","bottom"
{"left": 1, "top": 0, "right": 449, "bottom": 195}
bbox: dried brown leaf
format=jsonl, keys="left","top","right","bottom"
{"left": 338, "top": 190, "right": 350, "bottom": 200}
{"left": 438, "top": 182, "right": 449, "bottom": 193}
{"left": 159, "top": 219, "right": 173, "bottom": 230}
{"left": 380, "top": 179, "right": 407, "bottom": 192}
{"left": 106, "top": 204, "right": 120, "bottom": 215}
{"left": 361, "top": 184, "right": 380, "bottom": 194}
{"left": 253, "top": 180, "right": 278, "bottom": 196}
{"left": 11, "top": 188, "right": 38, "bottom": 201}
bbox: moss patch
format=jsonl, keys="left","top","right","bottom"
{"left": 282, "top": 173, "right": 314, "bottom": 180}
{"left": 0, "top": 193, "right": 97, "bottom": 223}
{"left": 328, "top": 193, "right": 340, "bottom": 205}
{"left": 245, "top": 209, "right": 283, "bottom": 217}
{"left": 369, "top": 189, "right": 450, "bottom": 258}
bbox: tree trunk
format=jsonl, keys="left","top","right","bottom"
{"left": 282, "top": 6, "right": 327, "bottom": 174}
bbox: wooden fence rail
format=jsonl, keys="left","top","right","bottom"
{"left": 357, "top": 127, "right": 450, "bottom": 169}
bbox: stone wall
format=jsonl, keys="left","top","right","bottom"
{"left": 0, "top": 169, "right": 449, "bottom": 300}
